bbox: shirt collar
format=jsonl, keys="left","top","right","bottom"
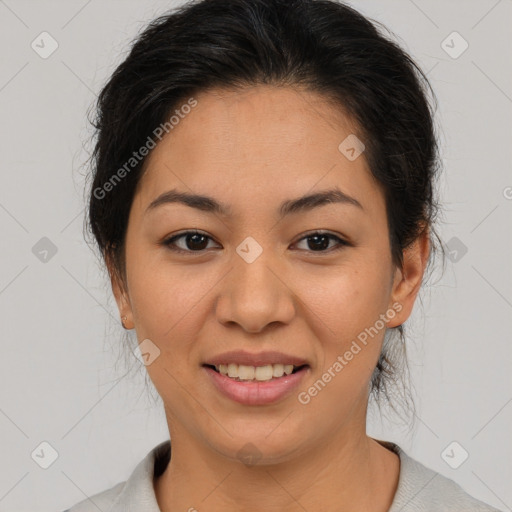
{"left": 109, "top": 440, "right": 170, "bottom": 511}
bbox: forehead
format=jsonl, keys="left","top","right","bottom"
{"left": 133, "top": 85, "right": 383, "bottom": 217}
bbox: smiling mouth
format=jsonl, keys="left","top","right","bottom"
{"left": 203, "top": 363, "right": 308, "bottom": 382}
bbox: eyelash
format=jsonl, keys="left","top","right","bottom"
{"left": 162, "top": 229, "right": 349, "bottom": 255}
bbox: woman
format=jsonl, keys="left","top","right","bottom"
{"left": 65, "top": 0, "right": 502, "bottom": 510}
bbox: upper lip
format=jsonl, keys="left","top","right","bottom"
{"left": 203, "top": 350, "right": 309, "bottom": 367}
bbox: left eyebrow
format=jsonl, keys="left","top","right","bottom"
{"left": 278, "top": 188, "right": 364, "bottom": 217}
{"left": 144, "top": 187, "right": 364, "bottom": 217}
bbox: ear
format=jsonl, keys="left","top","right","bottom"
{"left": 386, "top": 227, "right": 430, "bottom": 328}
{"left": 105, "top": 253, "right": 134, "bottom": 330}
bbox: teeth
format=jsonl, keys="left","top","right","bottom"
{"left": 272, "top": 363, "right": 284, "bottom": 378}
{"left": 216, "top": 363, "right": 298, "bottom": 381}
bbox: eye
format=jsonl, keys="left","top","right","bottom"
{"left": 162, "top": 230, "right": 219, "bottom": 253}
{"left": 293, "top": 231, "right": 349, "bottom": 253}
{"left": 162, "top": 230, "right": 349, "bottom": 254}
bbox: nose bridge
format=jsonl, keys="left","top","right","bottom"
{"left": 216, "top": 239, "right": 295, "bottom": 332}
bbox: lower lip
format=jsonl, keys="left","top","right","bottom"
{"left": 203, "top": 365, "right": 309, "bottom": 405}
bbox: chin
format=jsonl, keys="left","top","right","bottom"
{"left": 208, "top": 432, "right": 305, "bottom": 467}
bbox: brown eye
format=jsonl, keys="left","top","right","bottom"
{"left": 163, "top": 230, "right": 218, "bottom": 253}
{"left": 294, "top": 232, "right": 349, "bottom": 253}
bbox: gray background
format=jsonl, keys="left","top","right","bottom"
{"left": 0, "top": 0, "right": 511, "bottom": 510}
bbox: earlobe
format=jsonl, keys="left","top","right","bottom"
{"left": 106, "top": 255, "right": 134, "bottom": 330}
{"left": 387, "top": 230, "right": 430, "bottom": 328}
{"left": 111, "top": 275, "right": 134, "bottom": 329}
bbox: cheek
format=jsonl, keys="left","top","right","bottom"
{"left": 125, "top": 239, "right": 214, "bottom": 333}
{"left": 299, "top": 262, "right": 393, "bottom": 401}
{"left": 130, "top": 269, "right": 206, "bottom": 339}
{"left": 126, "top": 263, "right": 206, "bottom": 396}
{"left": 296, "top": 269, "right": 390, "bottom": 409}
{"left": 297, "top": 262, "right": 391, "bottom": 341}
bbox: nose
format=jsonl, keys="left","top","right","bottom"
{"left": 215, "top": 249, "right": 296, "bottom": 334}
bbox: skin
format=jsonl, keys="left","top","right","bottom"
{"left": 109, "top": 85, "right": 430, "bottom": 511}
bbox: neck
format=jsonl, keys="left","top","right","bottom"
{"left": 154, "top": 426, "right": 400, "bottom": 512}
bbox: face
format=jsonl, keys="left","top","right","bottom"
{"left": 111, "top": 85, "right": 427, "bottom": 464}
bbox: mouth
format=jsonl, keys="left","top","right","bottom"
{"left": 202, "top": 362, "right": 310, "bottom": 405}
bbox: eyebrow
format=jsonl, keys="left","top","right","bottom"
{"left": 145, "top": 187, "right": 363, "bottom": 217}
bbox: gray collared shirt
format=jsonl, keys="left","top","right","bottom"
{"left": 63, "top": 440, "right": 503, "bottom": 511}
